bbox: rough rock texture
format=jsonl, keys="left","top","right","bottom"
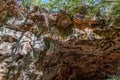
{"left": 42, "top": 36, "right": 120, "bottom": 80}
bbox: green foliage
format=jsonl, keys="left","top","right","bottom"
{"left": 22, "top": 0, "right": 32, "bottom": 7}
{"left": 112, "top": 4, "right": 120, "bottom": 16}
{"left": 107, "top": 78, "right": 120, "bottom": 80}
{"left": 21, "top": 0, "right": 120, "bottom": 17}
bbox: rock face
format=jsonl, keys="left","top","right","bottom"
{"left": 0, "top": 1, "right": 120, "bottom": 80}
{"left": 42, "top": 35, "right": 120, "bottom": 80}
